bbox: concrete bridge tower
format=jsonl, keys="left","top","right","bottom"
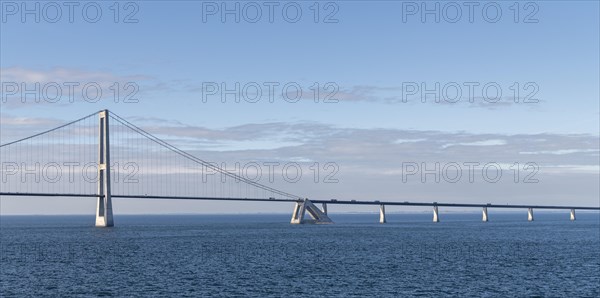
{"left": 95, "top": 110, "right": 114, "bottom": 227}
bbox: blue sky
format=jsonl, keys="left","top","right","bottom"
{"left": 1, "top": 1, "right": 599, "bottom": 214}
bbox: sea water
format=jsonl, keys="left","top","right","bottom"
{"left": 1, "top": 213, "right": 599, "bottom": 297}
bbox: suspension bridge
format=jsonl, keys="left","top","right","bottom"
{"left": 1, "top": 110, "right": 598, "bottom": 226}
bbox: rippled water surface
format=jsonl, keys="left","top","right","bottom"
{"left": 1, "top": 213, "right": 599, "bottom": 297}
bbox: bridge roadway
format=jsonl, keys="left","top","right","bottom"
{"left": 1, "top": 192, "right": 599, "bottom": 210}
{"left": 310, "top": 199, "right": 600, "bottom": 210}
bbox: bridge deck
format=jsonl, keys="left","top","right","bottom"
{"left": 1, "top": 192, "right": 599, "bottom": 210}
{"left": 310, "top": 199, "right": 600, "bottom": 210}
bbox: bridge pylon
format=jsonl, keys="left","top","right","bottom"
{"left": 95, "top": 110, "right": 114, "bottom": 227}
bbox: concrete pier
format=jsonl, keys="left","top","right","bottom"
{"left": 379, "top": 204, "right": 386, "bottom": 224}
{"left": 570, "top": 209, "right": 576, "bottom": 221}
{"left": 433, "top": 205, "right": 440, "bottom": 222}
{"left": 290, "top": 201, "right": 305, "bottom": 224}
{"left": 482, "top": 207, "right": 489, "bottom": 222}
{"left": 527, "top": 208, "right": 534, "bottom": 222}
{"left": 321, "top": 203, "right": 328, "bottom": 215}
{"left": 291, "top": 199, "right": 333, "bottom": 224}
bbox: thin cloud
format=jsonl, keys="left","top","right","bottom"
{"left": 1, "top": 67, "right": 155, "bottom": 108}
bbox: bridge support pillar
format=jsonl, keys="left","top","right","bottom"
{"left": 291, "top": 199, "right": 333, "bottom": 224}
{"left": 433, "top": 205, "right": 440, "bottom": 222}
{"left": 96, "top": 110, "right": 114, "bottom": 227}
{"left": 570, "top": 209, "right": 576, "bottom": 221}
{"left": 379, "top": 204, "right": 386, "bottom": 224}
{"left": 527, "top": 208, "right": 534, "bottom": 222}
{"left": 321, "top": 203, "right": 327, "bottom": 215}
{"left": 482, "top": 207, "right": 489, "bottom": 222}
